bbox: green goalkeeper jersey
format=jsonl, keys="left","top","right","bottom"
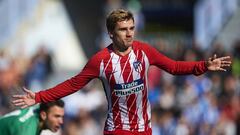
{"left": 0, "top": 106, "right": 40, "bottom": 135}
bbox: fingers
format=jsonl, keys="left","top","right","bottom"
{"left": 213, "top": 54, "right": 231, "bottom": 60}
{"left": 14, "top": 102, "right": 25, "bottom": 106}
{"left": 12, "top": 95, "right": 25, "bottom": 98}
{"left": 216, "top": 63, "right": 230, "bottom": 71}
{"left": 21, "top": 105, "right": 29, "bottom": 109}
{"left": 22, "top": 87, "right": 31, "bottom": 93}
{"left": 219, "top": 56, "right": 232, "bottom": 68}
{"left": 214, "top": 54, "right": 217, "bottom": 59}
{"left": 12, "top": 95, "right": 28, "bottom": 108}
{"left": 221, "top": 63, "right": 231, "bottom": 67}
{"left": 221, "top": 60, "right": 231, "bottom": 64}
{"left": 218, "top": 67, "right": 226, "bottom": 72}
{"left": 12, "top": 99, "right": 24, "bottom": 103}
{"left": 221, "top": 60, "right": 231, "bottom": 66}
{"left": 210, "top": 54, "right": 220, "bottom": 61}
{"left": 12, "top": 98, "right": 29, "bottom": 109}
{"left": 11, "top": 87, "right": 34, "bottom": 109}
{"left": 219, "top": 56, "right": 231, "bottom": 60}
{"left": 12, "top": 87, "right": 31, "bottom": 98}
{"left": 208, "top": 57, "right": 212, "bottom": 61}
{"left": 12, "top": 98, "right": 25, "bottom": 105}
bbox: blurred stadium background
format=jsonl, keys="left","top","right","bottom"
{"left": 0, "top": 0, "right": 240, "bottom": 135}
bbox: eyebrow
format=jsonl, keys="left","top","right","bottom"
{"left": 118, "top": 26, "right": 135, "bottom": 30}
{"left": 130, "top": 26, "right": 135, "bottom": 29}
{"left": 54, "top": 114, "right": 63, "bottom": 117}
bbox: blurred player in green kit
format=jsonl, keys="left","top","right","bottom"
{"left": 0, "top": 100, "right": 64, "bottom": 135}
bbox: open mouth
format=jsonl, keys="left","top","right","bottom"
{"left": 53, "top": 126, "right": 60, "bottom": 132}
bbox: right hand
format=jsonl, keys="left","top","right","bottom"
{"left": 12, "top": 87, "right": 36, "bottom": 109}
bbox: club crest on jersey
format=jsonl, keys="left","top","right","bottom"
{"left": 133, "top": 61, "right": 142, "bottom": 73}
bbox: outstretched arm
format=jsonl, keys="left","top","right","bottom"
{"left": 12, "top": 87, "right": 36, "bottom": 109}
{"left": 206, "top": 54, "right": 231, "bottom": 71}
{"left": 141, "top": 42, "right": 232, "bottom": 75}
{"left": 12, "top": 53, "right": 100, "bottom": 108}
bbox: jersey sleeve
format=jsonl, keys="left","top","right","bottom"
{"left": 140, "top": 42, "right": 208, "bottom": 75}
{"left": 35, "top": 55, "right": 100, "bottom": 103}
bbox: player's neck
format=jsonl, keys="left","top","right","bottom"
{"left": 112, "top": 44, "right": 132, "bottom": 56}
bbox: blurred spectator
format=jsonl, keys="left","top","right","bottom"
{"left": 24, "top": 45, "right": 53, "bottom": 91}
{"left": 159, "top": 82, "right": 176, "bottom": 110}
{"left": 148, "top": 66, "right": 162, "bottom": 106}
{"left": 63, "top": 79, "right": 106, "bottom": 135}
{"left": 232, "top": 40, "right": 240, "bottom": 76}
{"left": 126, "top": 0, "right": 145, "bottom": 34}
{"left": 64, "top": 109, "right": 100, "bottom": 135}
{"left": 176, "top": 81, "right": 198, "bottom": 109}
{"left": 158, "top": 109, "right": 176, "bottom": 135}
{"left": 210, "top": 73, "right": 222, "bottom": 96}
{"left": 63, "top": 79, "right": 106, "bottom": 117}
{"left": 216, "top": 112, "right": 236, "bottom": 135}
{"left": 175, "top": 115, "right": 189, "bottom": 135}
{"left": 0, "top": 50, "right": 24, "bottom": 114}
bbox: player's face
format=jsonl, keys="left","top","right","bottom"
{"left": 45, "top": 106, "right": 64, "bottom": 132}
{"left": 110, "top": 19, "right": 135, "bottom": 51}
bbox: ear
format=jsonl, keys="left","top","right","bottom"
{"left": 108, "top": 31, "right": 113, "bottom": 39}
{"left": 40, "top": 111, "right": 47, "bottom": 121}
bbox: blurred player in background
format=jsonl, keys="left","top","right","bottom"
{"left": 0, "top": 100, "right": 64, "bottom": 135}
{"left": 12, "top": 9, "right": 231, "bottom": 135}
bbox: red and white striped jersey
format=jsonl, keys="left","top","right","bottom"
{"left": 35, "top": 40, "right": 207, "bottom": 133}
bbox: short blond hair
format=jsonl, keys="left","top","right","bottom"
{"left": 106, "top": 9, "right": 134, "bottom": 32}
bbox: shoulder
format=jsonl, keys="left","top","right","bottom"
{"left": 132, "top": 40, "right": 151, "bottom": 49}
{"left": 86, "top": 46, "right": 111, "bottom": 67}
{"left": 0, "top": 107, "right": 32, "bottom": 120}
{"left": 133, "top": 40, "right": 149, "bottom": 46}
{"left": 0, "top": 107, "right": 38, "bottom": 133}
{"left": 93, "top": 47, "right": 110, "bottom": 59}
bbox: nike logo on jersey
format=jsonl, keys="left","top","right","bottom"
{"left": 110, "top": 70, "right": 118, "bottom": 74}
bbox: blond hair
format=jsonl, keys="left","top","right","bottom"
{"left": 106, "top": 9, "right": 134, "bottom": 32}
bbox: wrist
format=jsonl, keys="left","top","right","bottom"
{"left": 205, "top": 61, "right": 209, "bottom": 69}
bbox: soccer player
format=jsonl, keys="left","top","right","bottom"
{"left": 12, "top": 9, "right": 231, "bottom": 135}
{"left": 0, "top": 100, "right": 64, "bottom": 135}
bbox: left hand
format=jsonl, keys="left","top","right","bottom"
{"left": 12, "top": 87, "right": 36, "bottom": 109}
{"left": 206, "top": 54, "right": 231, "bottom": 71}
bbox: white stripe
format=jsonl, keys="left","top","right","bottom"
{"left": 142, "top": 51, "right": 151, "bottom": 128}
{"left": 105, "top": 113, "right": 115, "bottom": 131}
{"left": 137, "top": 51, "right": 145, "bottom": 131}
{"left": 101, "top": 54, "right": 113, "bottom": 77}
{"left": 111, "top": 53, "right": 121, "bottom": 108}
{"left": 111, "top": 53, "right": 130, "bottom": 130}
{"left": 100, "top": 60, "right": 115, "bottom": 131}
{"left": 147, "top": 100, "right": 151, "bottom": 128}
{"left": 100, "top": 60, "right": 112, "bottom": 108}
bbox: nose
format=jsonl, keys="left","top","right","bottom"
{"left": 126, "top": 29, "right": 133, "bottom": 37}
{"left": 59, "top": 118, "right": 63, "bottom": 124}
